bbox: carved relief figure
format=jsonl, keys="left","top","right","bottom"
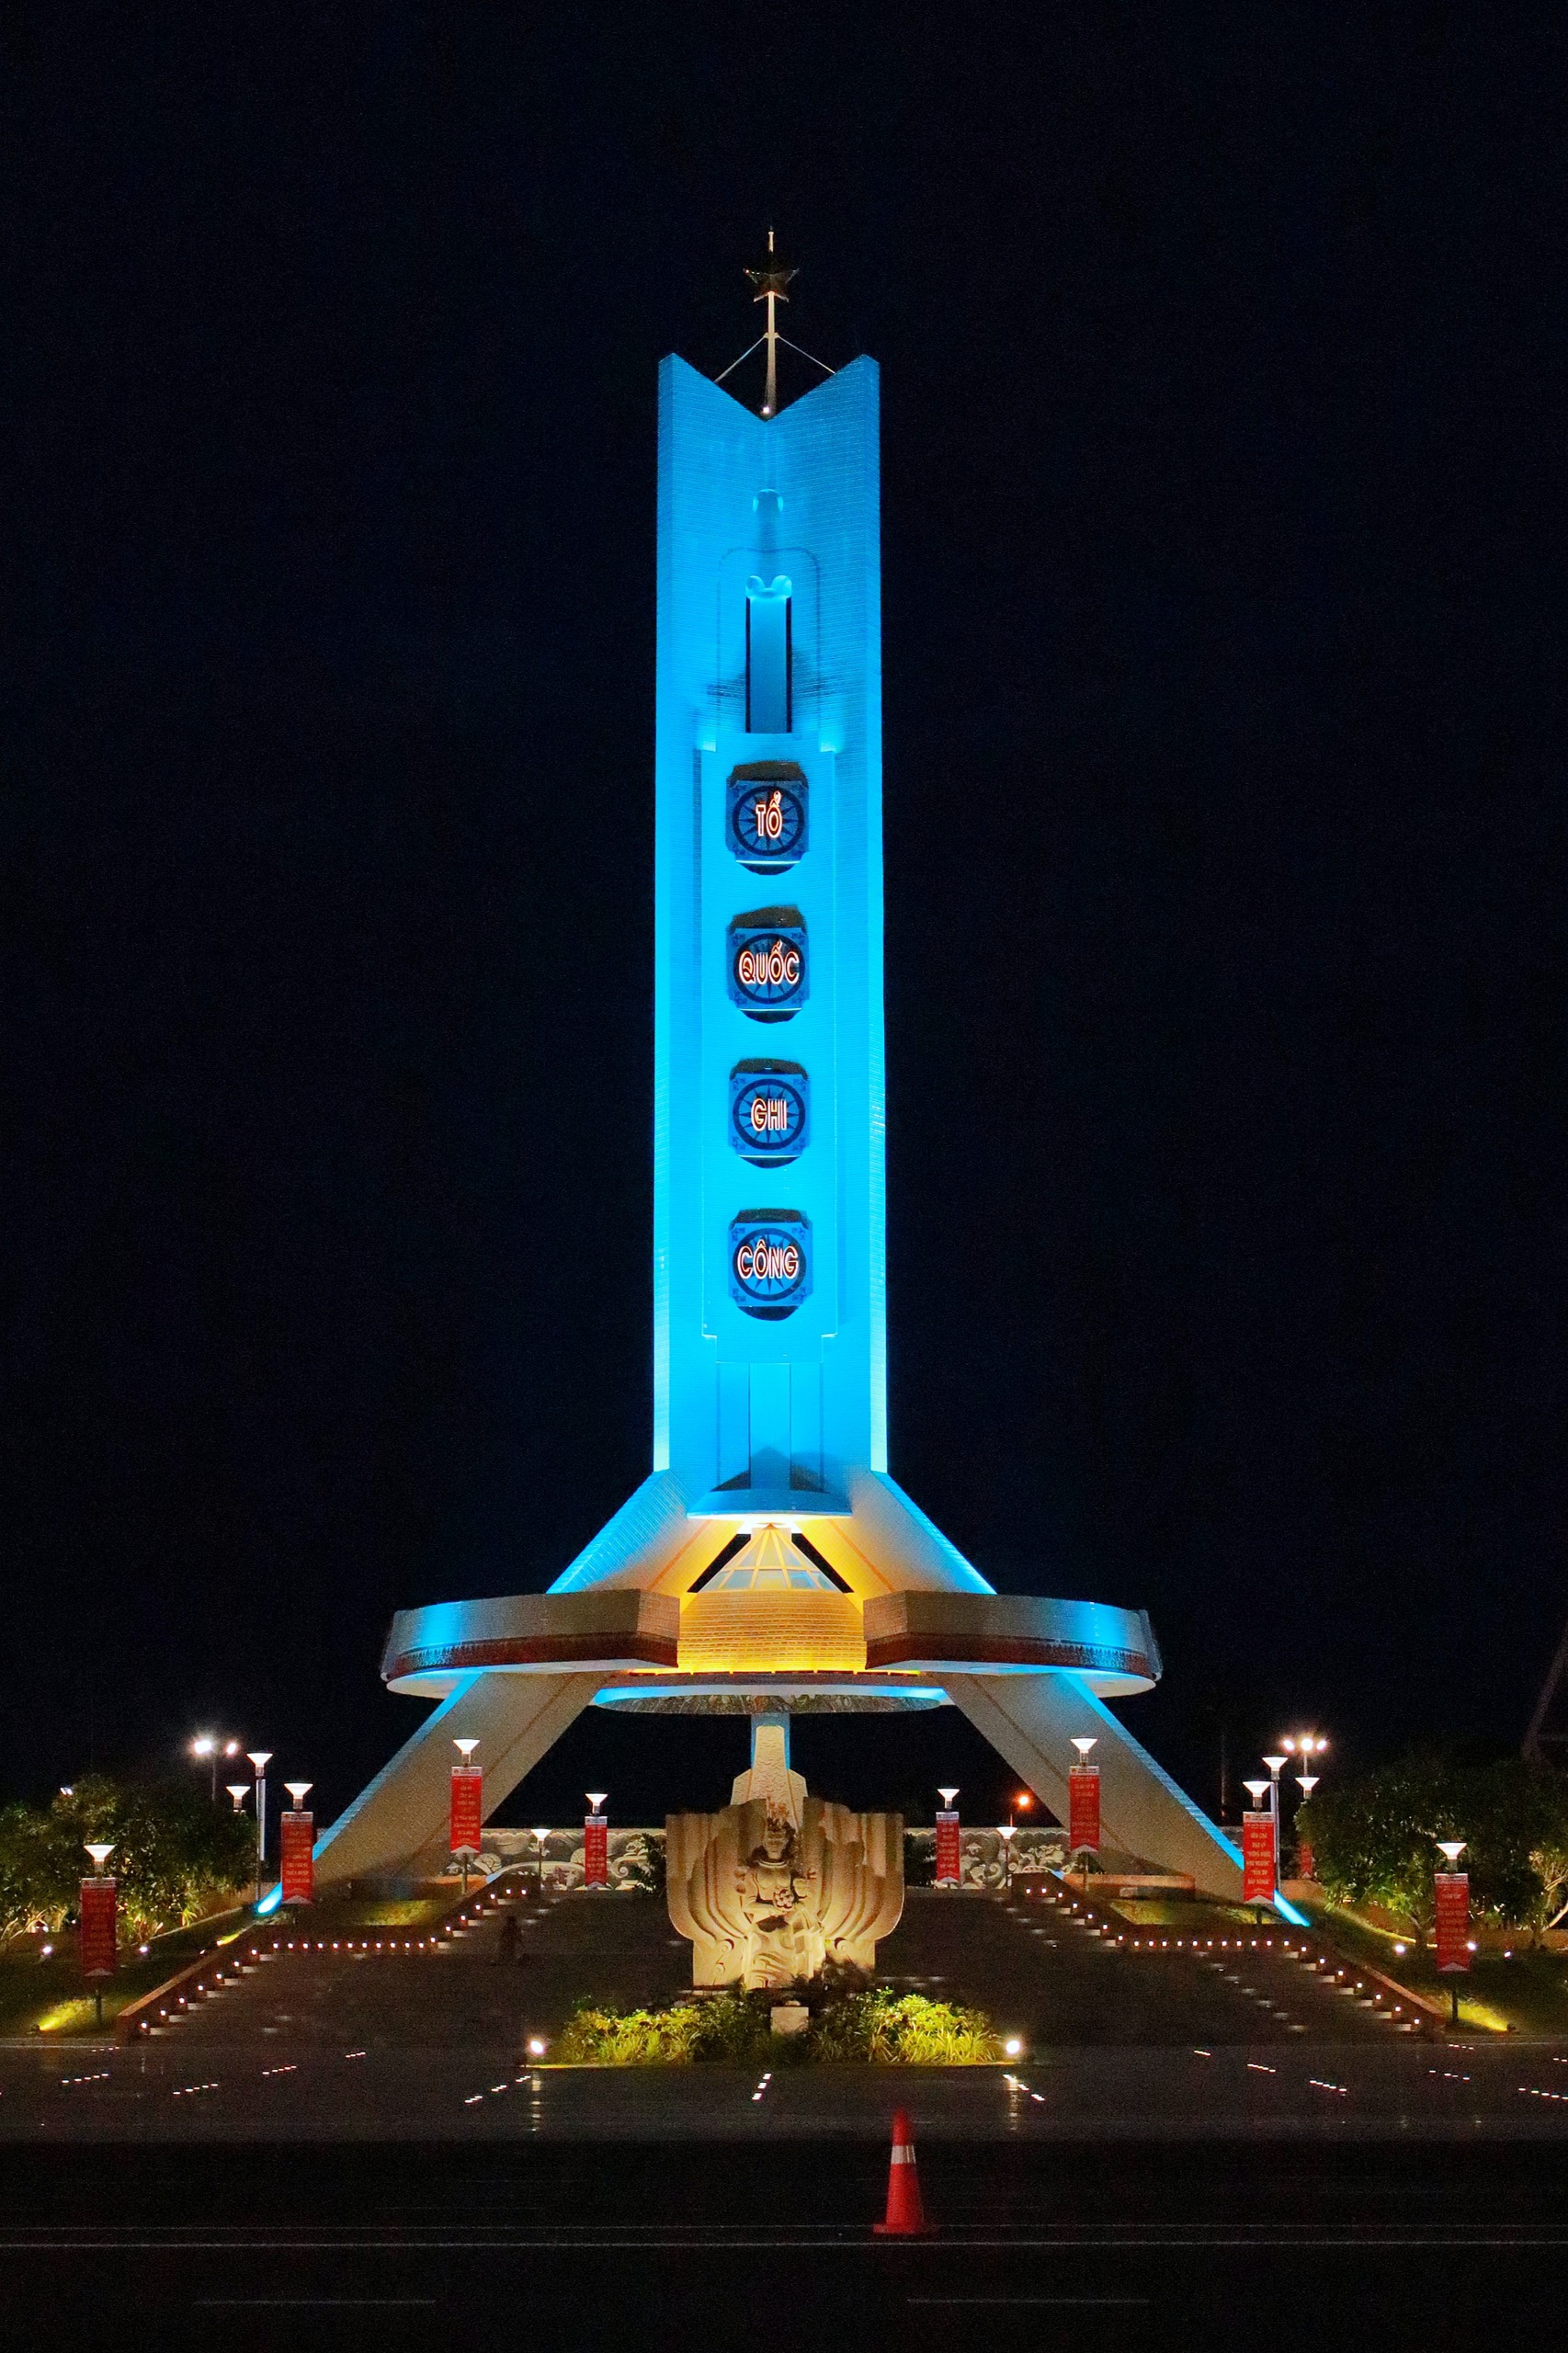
{"left": 667, "top": 1718, "right": 903, "bottom": 1989}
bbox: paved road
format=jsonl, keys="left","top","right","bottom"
{"left": 7, "top": 2035, "right": 1568, "bottom": 2141}
{"left": 2, "top": 2136, "right": 1567, "bottom": 2350}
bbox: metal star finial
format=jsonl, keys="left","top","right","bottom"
{"left": 745, "top": 227, "right": 797, "bottom": 306}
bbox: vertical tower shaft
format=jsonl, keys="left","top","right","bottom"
{"left": 653, "top": 356, "right": 885, "bottom": 1512}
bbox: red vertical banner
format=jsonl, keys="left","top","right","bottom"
{"left": 1435, "top": 1872, "right": 1471, "bottom": 1972}
{"left": 935, "top": 1812, "right": 961, "bottom": 1885}
{"left": 79, "top": 1879, "right": 117, "bottom": 1979}
{"left": 1296, "top": 1830, "right": 1315, "bottom": 1881}
{"left": 279, "top": 1810, "right": 315, "bottom": 1904}
{"left": 449, "top": 1767, "right": 483, "bottom": 1859}
{"left": 1242, "top": 1811, "right": 1277, "bottom": 1903}
{"left": 1068, "top": 1766, "right": 1101, "bottom": 1855}
{"left": 584, "top": 1813, "right": 608, "bottom": 1887}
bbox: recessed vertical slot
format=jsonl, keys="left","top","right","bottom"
{"left": 717, "top": 1361, "right": 750, "bottom": 1488}
{"left": 745, "top": 576, "right": 792, "bottom": 733}
{"left": 748, "top": 1362, "right": 791, "bottom": 1488}
{"left": 790, "top": 1366, "right": 824, "bottom": 1492}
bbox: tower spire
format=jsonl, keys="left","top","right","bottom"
{"left": 745, "top": 228, "right": 797, "bottom": 419}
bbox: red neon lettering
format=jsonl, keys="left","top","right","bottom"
{"left": 736, "top": 938, "right": 801, "bottom": 994}
{"left": 753, "top": 790, "right": 785, "bottom": 843}
{"left": 735, "top": 1235, "right": 802, "bottom": 1289}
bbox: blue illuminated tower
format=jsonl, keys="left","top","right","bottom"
{"left": 652, "top": 348, "right": 888, "bottom": 1508}
{"left": 318, "top": 259, "right": 1246, "bottom": 1901}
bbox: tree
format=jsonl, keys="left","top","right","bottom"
{"left": 1301, "top": 1750, "right": 1568, "bottom": 1942}
{"left": 0, "top": 1779, "right": 255, "bottom": 1947}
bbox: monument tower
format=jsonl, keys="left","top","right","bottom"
{"left": 317, "top": 249, "right": 1244, "bottom": 1900}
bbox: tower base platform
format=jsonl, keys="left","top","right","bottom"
{"left": 315, "top": 1471, "right": 1244, "bottom": 1902}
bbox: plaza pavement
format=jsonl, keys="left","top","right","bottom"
{"left": 4, "top": 1877, "right": 1566, "bottom": 2141}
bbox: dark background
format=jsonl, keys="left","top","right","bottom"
{"left": 4, "top": 7, "right": 1562, "bottom": 1830}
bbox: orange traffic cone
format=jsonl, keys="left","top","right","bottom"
{"left": 873, "top": 2107, "right": 932, "bottom": 2235}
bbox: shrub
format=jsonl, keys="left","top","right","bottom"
{"left": 550, "top": 1985, "right": 1003, "bottom": 2064}
{"left": 686, "top": 1989, "right": 775, "bottom": 2065}
{"left": 555, "top": 2003, "right": 704, "bottom": 2063}
{"left": 809, "top": 1988, "right": 1000, "bottom": 2063}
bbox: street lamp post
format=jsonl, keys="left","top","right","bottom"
{"left": 1436, "top": 1839, "right": 1469, "bottom": 2028}
{"left": 1069, "top": 1736, "right": 1100, "bottom": 1885}
{"left": 936, "top": 1788, "right": 960, "bottom": 1888}
{"left": 247, "top": 1752, "right": 272, "bottom": 1903}
{"left": 1263, "top": 1753, "right": 1288, "bottom": 1877}
{"left": 1277, "top": 1733, "right": 1329, "bottom": 1883}
{"left": 82, "top": 1843, "right": 115, "bottom": 2027}
{"left": 453, "top": 1739, "right": 481, "bottom": 1895}
{"left": 1243, "top": 1779, "right": 1273, "bottom": 1919}
{"left": 585, "top": 1793, "right": 608, "bottom": 1891}
{"left": 1294, "top": 1773, "right": 1320, "bottom": 1878}
{"left": 282, "top": 1784, "right": 313, "bottom": 1910}
{"left": 533, "top": 1826, "right": 551, "bottom": 1897}
{"left": 996, "top": 1823, "right": 1017, "bottom": 1892}
{"left": 189, "top": 1735, "right": 244, "bottom": 1802}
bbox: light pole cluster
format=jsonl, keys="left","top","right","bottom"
{"left": 930, "top": 1741, "right": 1101, "bottom": 1894}
{"left": 1244, "top": 1733, "right": 1330, "bottom": 1889}
{"left": 217, "top": 1745, "right": 312, "bottom": 1905}
{"left": 1238, "top": 1731, "right": 1329, "bottom": 1911}
{"left": 187, "top": 1733, "right": 242, "bottom": 1802}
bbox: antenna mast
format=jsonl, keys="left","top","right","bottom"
{"left": 745, "top": 229, "right": 797, "bottom": 418}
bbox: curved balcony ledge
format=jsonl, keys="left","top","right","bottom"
{"left": 382, "top": 1586, "right": 1159, "bottom": 1699}
{"left": 382, "top": 1590, "right": 680, "bottom": 1689}
{"left": 862, "top": 1591, "right": 1160, "bottom": 1689}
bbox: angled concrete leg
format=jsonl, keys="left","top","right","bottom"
{"left": 314, "top": 1671, "right": 601, "bottom": 1889}
{"left": 944, "top": 1670, "right": 1243, "bottom": 1900}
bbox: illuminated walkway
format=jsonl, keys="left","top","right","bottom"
{"left": 120, "top": 1876, "right": 1426, "bottom": 2057}
{"left": 0, "top": 1881, "right": 1554, "bottom": 2143}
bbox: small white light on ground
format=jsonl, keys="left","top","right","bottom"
{"left": 1004, "top": 2036, "right": 1023, "bottom": 2056}
{"left": 527, "top": 2036, "right": 547, "bottom": 2057}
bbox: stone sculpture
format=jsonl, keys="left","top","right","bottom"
{"left": 666, "top": 1717, "right": 903, "bottom": 1989}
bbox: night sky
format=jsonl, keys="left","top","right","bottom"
{"left": 5, "top": 9, "right": 1562, "bottom": 1831}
